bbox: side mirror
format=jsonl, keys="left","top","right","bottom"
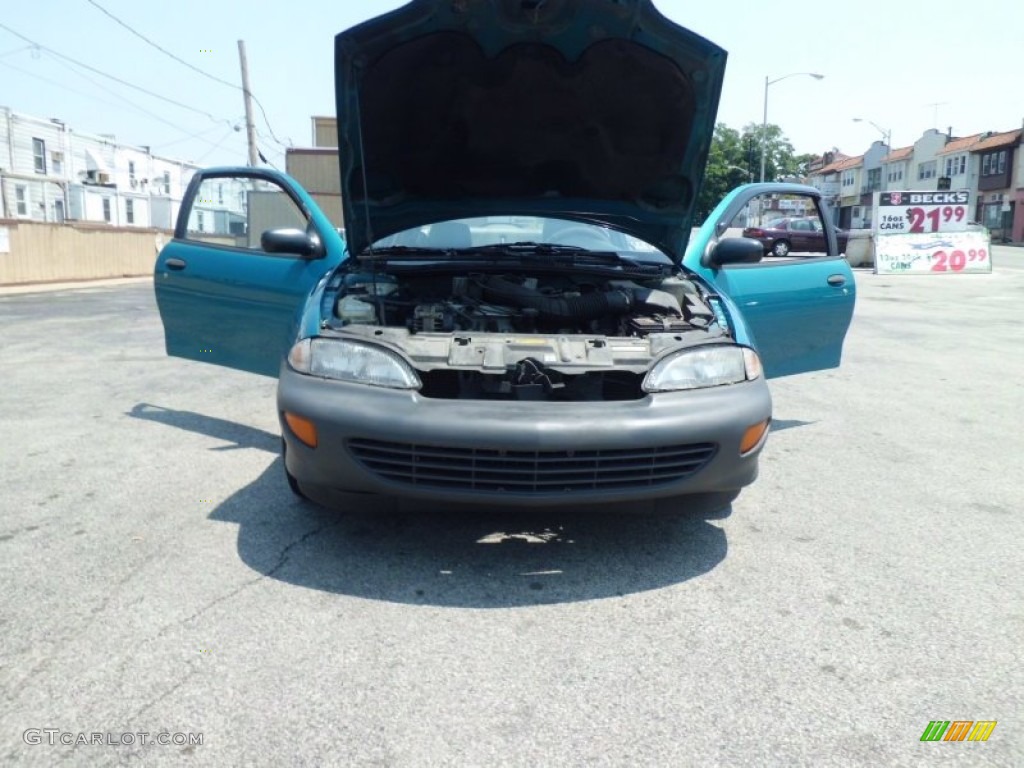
{"left": 261, "top": 228, "right": 322, "bottom": 258}
{"left": 708, "top": 236, "right": 763, "bottom": 267}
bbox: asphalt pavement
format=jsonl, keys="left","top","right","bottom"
{"left": 1, "top": 248, "right": 1022, "bottom": 766}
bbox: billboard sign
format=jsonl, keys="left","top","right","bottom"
{"left": 874, "top": 230, "right": 992, "bottom": 275}
{"left": 875, "top": 190, "right": 970, "bottom": 235}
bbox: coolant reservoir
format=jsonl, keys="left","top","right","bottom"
{"left": 337, "top": 295, "right": 378, "bottom": 324}
{"left": 344, "top": 273, "right": 398, "bottom": 296}
{"left": 658, "top": 275, "right": 699, "bottom": 305}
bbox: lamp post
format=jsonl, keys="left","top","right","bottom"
{"left": 852, "top": 117, "right": 891, "bottom": 149}
{"left": 725, "top": 164, "right": 753, "bottom": 183}
{"left": 760, "top": 72, "right": 825, "bottom": 182}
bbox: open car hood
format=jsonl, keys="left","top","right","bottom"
{"left": 334, "top": 0, "right": 726, "bottom": 263}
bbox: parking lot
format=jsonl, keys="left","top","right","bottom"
{"left": 1, "top": 249, "right": 1022, "bottom": 767}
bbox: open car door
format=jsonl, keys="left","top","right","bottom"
{"left": 684, "top": 184, "right": 856, "bottom": 378}
{"left": 154, "top": 168, "right": 346, "bottom": 377}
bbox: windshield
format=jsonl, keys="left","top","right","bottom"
{"left": 371, "top": 216, "right": 669, "bottom": 258}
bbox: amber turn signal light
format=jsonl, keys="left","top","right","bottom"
{"left": 284, "top": 412, "right": 318, "bottom": 448}
{"left": 740, "top": 419, "right": 770, "bottom": 454}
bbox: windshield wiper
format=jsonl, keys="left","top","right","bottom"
{"left": 367, "top": 242, "right": 590, "bottom": 257}
{"left": 462, "top": 241, "right": 588, "bottom": 252}
{"left": 365, "top": 245, "right": 446, "bottom": 255}
{"left": 493, "top": 247, "right": 673, "bottom": 276}
{"left": 364, "top": 243, "right": 668, "bottom": 273}
{"left": 456, "top": 242, "right": 631, "bottom": 264}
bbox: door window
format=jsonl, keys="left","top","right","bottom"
{"left": 729, "top": 193, "right": 832, "bottom": 260}
{"left": 183, "top": 175, "right": 309, "bottom": 251}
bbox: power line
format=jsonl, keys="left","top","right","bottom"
{"left": 0, "top": 58, "right": 119, "bottom": 107}
{"left": 85, "top": 0, "right": 237, "bottom": 89}
{"left": 194, "top": 127, "right": 244, "bottom": 164}
{"left": 0, "top": 44, "right": 34, "bottom": 58}
{"left": 255, "top": 127, "right": 292, "bottom": 150}
{"left": 0, "top": 57, "right": 237, "bottom": 153}
{"left": 152, "top": 124, "right": 237, "bottom": 150}
{"left": 0, "top": 22, "right": 235, "bottom": 128}
{"left": 45, "top": 53, "right": 209, "bottom": 138}
{"left": 84, "top": 0, "right": 288, "bottom": 147}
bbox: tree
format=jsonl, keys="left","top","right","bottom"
{"left": 695, "top": 123, "right": 753, "bottom": 220}
{"left": 791, "top": 152, "right": 819, "bottom": 178}
{"left": 742, "top": 122, "right": 801, "bottom": 182}
{"left": 694, "top": 122, "right": 806, "bottom": 221}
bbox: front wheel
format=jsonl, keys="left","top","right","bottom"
{"left": 771, "top": 239, "right": 791, "bottom": 257}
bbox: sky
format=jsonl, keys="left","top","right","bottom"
{"left": 1, "top": 0, "right": 1022, "bottom": 170}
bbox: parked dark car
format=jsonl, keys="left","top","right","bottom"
{"left": 743, "top": 217, "right": 849, "bottom": 257}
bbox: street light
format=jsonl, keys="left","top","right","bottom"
{"left": 725, "top": 164, "right": 753, "bottom": 183}
{"left": 760, "top": 72, "right": 825, "bottom": 182}
{"left": 852, "top": 117, "right": 891, "bottom": 149}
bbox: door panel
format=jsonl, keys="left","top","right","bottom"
{"left": 702, "top": 257, "right": 853, "bottom": 377}
{"left": 685, "top": 185, "right": 856, "bottom": 378}
{"left": 154, "top": 169, "right": 345, "bottom": 377}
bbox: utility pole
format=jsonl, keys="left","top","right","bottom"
{"left": 237, "top": 40, "right": 259, "bottom": 167}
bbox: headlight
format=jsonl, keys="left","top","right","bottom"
{"left": 287, "top": 338, "right": 420, "bottom": 389}
{"left": 643, "top": 345, "right": 762, "bottom": 392}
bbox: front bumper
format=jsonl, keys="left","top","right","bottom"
{"left": 278, "top": 368, "right": 772, "bottom": 506}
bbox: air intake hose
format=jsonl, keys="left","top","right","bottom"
{"left": 482, "top": 276, "right": 633, "bottom": 320}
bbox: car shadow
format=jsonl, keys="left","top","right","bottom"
{"left": 127, "top": 403, "right": 279, "bottom": 453}
{"left": 770, "top": 418, "right": 815, "bottom": 432}
{"left": 210, "top": 459, "right": 730, "bottom": 607}
{"left": 132, "top": 403, "right": 730, "bottom": 607}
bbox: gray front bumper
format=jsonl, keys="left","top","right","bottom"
{"left": 278, "top": 369, "right": 772, "bottom": 506}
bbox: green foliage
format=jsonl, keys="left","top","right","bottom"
{"left": 694, "top": 121, "right": 807, "bottom": 221}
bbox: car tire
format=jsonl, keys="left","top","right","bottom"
{"left": 771, "top": 239, "right": 790, "bottom": 257}
{"left": 281, "top": 438, "right": 310, "bottom": 501}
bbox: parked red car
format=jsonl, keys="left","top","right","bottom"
{"left": 743, "top": 217, "right": 849, "bottom": 257}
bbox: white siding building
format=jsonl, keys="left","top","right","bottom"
{"left": 907, "top": 129, "right": 948, "bottom": 192}
{"left": 881, "top": 146, "right": 912, "bottom": 191}
{"left": 0, "top": 106, "right": 200, "bottom": 228}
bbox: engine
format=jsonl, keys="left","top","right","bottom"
{"left": 335, "top": 272, "right": 714, "bottom": 336}
{"left": 329, "top": 271, "right": 721, "bottom": 401}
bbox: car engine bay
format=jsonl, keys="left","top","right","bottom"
{"left": 324, "top": 269, "right": 730, "bottom": 401}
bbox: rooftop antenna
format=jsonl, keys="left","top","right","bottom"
{"left": 925, "top": 102, "right": 947, "bottom": 128}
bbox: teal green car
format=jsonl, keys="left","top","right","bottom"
{"left": 154, "top": 0, "right": 855, "bottom": 510}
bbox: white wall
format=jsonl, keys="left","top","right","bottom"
{"left": 909, "top": 130, "right": 947, "bottom": 191}
{"left": 0, "top": 107, "right": 201, "bottom": 228}
{"left": 0, "top": 107, "right": 12, "bottom": 170}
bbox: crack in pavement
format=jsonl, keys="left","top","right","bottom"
{"left": 109, "top": 520, "right": 338, "bottom": 683}
{"left": 7, "top": 519, "right": 338, "bottom": 746}
{"left": 8, "top": 549, "right": 161, "bottom": 693}
{"left": 168, "top": 519, "right": 338, "bottom": 632}
{"left": 126, "top": 659, "right": 201, "bottom": 726}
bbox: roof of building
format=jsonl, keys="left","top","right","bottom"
{"left": 806, "top": 151, "right": 849, "bottom": 172}
{"left": 814, "top": 154, "right": 863, "bottom": 174}
{"left": 969, "top": 129, "right": 1022, "bottom": 153}
{"left": 936, "top": 133, "right": 985, "bottom": 156}
{"left": 832, "top": 155, "right": 864, "bottom": 172}
{"left": 882, "top": 146, "right": 913, "bottom": 163}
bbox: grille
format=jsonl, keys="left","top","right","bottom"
{"left": 347, "top": 438, "right": 717, "bottom": 493}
